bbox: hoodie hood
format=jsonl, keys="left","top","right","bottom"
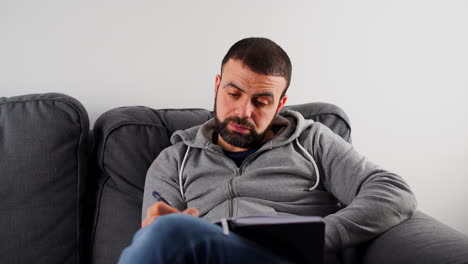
{"left": 171, "top": 110, "right": 315, "bottom": 149}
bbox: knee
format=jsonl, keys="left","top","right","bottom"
{"left": 148, "top": 213, "right": 201, "bottom": 242}
{"left": 119, "top": 214, "right": 204, "bottom": 263}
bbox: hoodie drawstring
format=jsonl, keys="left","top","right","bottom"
{"left": 179, "top": 145, "right": 191, "bottom": 199}
{"left": 295, "top": 138, "right": 321, "bottom": 191}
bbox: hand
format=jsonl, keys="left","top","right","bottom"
{"left": 141, "top": 202, "right": 199, "bottom": 228}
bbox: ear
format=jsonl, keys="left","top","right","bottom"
{"left": 215, "top": 74, "right": 221, "bottom": 94}
{"left": 277, "top": 94, "right": 288, "bottom": 112}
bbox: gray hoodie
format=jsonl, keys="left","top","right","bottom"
{"left": 143, "top": 110, "right": 417, "bottom": 252}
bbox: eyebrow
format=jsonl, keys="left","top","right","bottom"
{"left": 224, "top": 81, "right": 275, "bottom": 99}
{"left": 224, "top": 81, "right": 245, "bottom": 92}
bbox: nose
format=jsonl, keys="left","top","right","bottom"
{"left": 234, "top": 99, "right": 254, "bottom": 119}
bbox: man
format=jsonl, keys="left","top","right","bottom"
{"left": 119, "top": 37, "right": 416, "bottom": 263}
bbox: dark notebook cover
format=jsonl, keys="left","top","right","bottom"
{"left": 213, "top": 216, "right": 324, "bottom": 264}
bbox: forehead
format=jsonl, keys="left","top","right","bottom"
{"left": 221, "top": 59, "right": 287, "bottom": 95}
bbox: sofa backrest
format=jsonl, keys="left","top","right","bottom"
{"left": 89, "top": 103, "right": 351, "bottom": 264}
{"left": 0, "top": 93, "right": 89, "bottom": 264}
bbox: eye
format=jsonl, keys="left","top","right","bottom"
{"left": 253, "top": 100, "right": 267, "bottom": 107}
{"left": 228, "top": 93, "right": 240, "bottom": 98}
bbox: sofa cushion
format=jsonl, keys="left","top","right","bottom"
{"left": 90, "top": 103, "right": 351, "bottom": 264}
{"left": 0, "top": 93, "right": 89, "bottom": 264}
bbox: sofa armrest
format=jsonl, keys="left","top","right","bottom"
{"left": 0, "top": 93, "right": 89, "bottom": 264}
{"left": 361, "top": 210, "right": 468, "bottom": 264}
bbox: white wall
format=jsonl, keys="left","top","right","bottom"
{"left": 2, "top": 1, "right": 467, "bottom": 235}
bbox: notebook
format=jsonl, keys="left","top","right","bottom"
{"left": 213, "top": 216, "right": 324, "bottom": 264}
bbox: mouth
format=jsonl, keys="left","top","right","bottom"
{"left": 229, "top": 123, "right": 250, "bottom": 133}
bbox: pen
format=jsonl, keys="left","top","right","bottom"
{"left": 152, "top": 191, "right": 172, "bottom": 206}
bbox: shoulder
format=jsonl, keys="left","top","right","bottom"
{"left": 299, "top": 122, "right": 352, "bottom": 154}
{"left": 171, "top": 119, "right": 215, "bottom": 148}
{"left": 152, "top": 141, "right": 189, "bottom": 167}
{"left": 300, "top": 122, "right": 338, "bottom": 139}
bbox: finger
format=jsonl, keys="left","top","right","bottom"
{"left": 147, "top": 202, "right": 180, "bottom": 218}
{"left": 141, "top": 215, "right": 158, "bottom": 228}
{"left": 182, "top": 208, "right": 199, "bottom": 217}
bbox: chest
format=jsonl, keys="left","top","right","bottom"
{"left": 182, "top": 144, "right": 319, "bottom": 202}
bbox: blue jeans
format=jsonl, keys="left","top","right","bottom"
{"left": 118, "top": 214, "right": 293, "bottom": 264}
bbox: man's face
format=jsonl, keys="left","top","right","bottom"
{"left": 214, "top": 59, "right": 288, "bottom": 151}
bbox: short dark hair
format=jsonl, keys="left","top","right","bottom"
{"left": 221, "top": 37, "right": 292, "bottom": 98}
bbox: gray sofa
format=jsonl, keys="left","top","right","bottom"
{"left": 1, "top": 92, "right": 467, "bottom": 264}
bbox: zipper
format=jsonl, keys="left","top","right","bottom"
{"left": 238, "top": 146, "right": 272, "bottom": 174}
{"left": 227, "top": 178, "right": 234, "bottom": 217}
{"left": 227, "top": 168, "right": 241, "bottom": 217}
{"left": 207, "top": 146, "right": 273, "bottom": 218}
{"left": 207, "top": 148, "right": 239, "bottom": 218}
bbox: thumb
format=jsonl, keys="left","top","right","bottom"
{"left": 183, "top": 208, "right": 199, "bottom": 217}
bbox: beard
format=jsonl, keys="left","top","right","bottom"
{"left": 213, "top": 101, "right": 276, "bottom": 149}
{"left": 214, "top": 115, "right": 272, "bottom": 149}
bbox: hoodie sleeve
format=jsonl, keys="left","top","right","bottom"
{"left": 307, "top": 123, "right": 417, "bottom": 252}
{"left": 141, "top": 144, "right": 188, "bottom": 221}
